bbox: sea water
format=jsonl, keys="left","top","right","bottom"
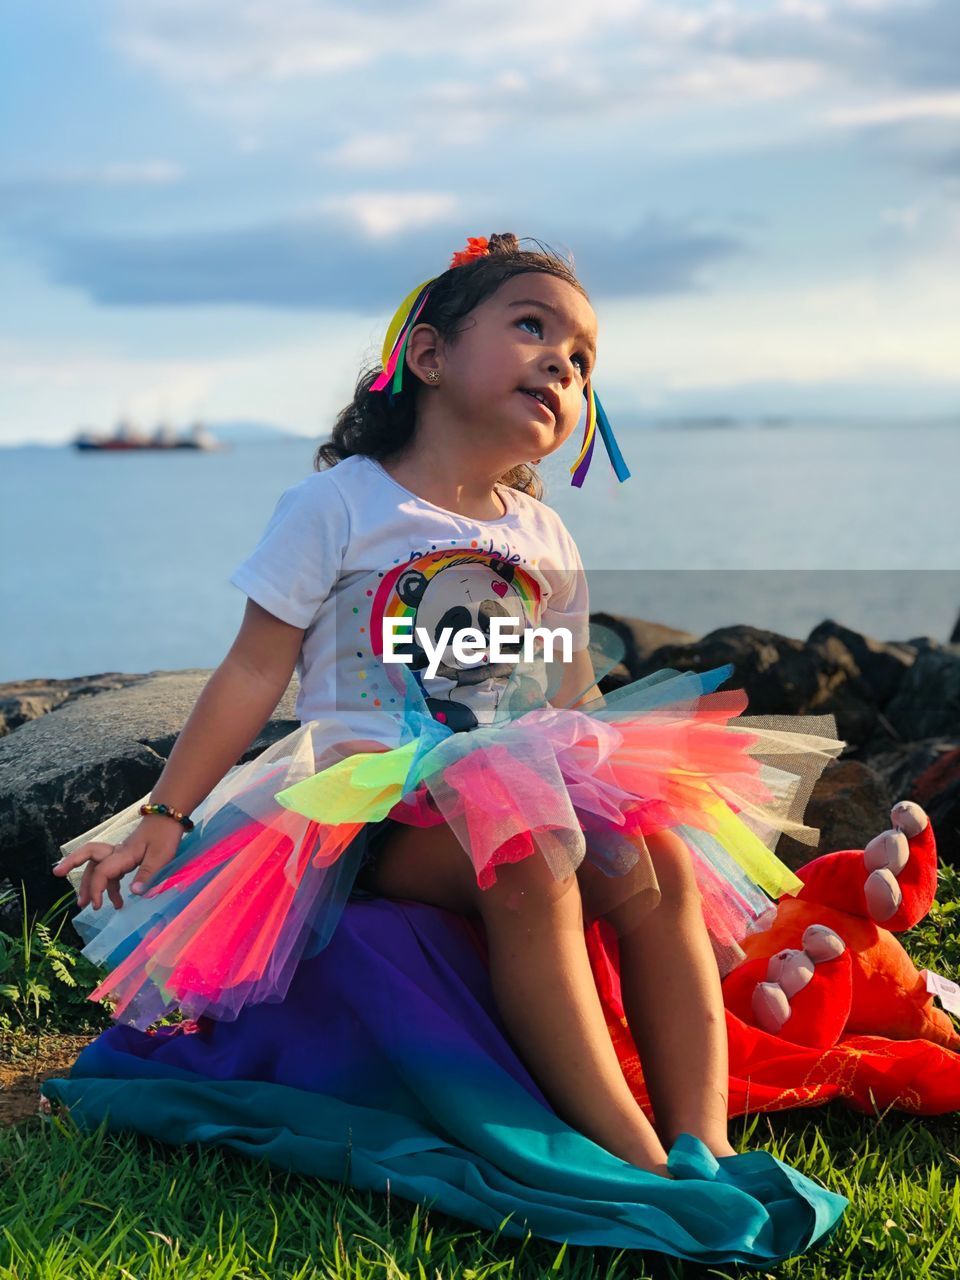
{"left": 2, "top": 422, "right": 958, "bottom": 682}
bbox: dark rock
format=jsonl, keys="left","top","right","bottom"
{"left": 589, "top": 613, "right": 698, "bottom": 679}
{"left": 905, "top": 636, "right": 959, "bottom": 655}
{"left": 636, "top": 624, "right": 828, "bottom": 710}
{"left": 870, "top": 737, "right": 960, "bottom": 866}
{"left": 883, "top": 648, "right": 960, "bottom": 741}
{"left": 951, "top": 610, "right": 960, "bottom": 644}
{"left": 807, "top": 619, "right": 915, "bottom": 705}
{"left": 597, "top": 663, "right": 632, "bottom": 694}
{"left": 0, "top": 669, "right": 299, "bottom": 915}
{"left": 0, "top": 673, "right": 146, "bottom": 736}
{"left": 776, "top": 759, "right": 893, "bottom": 869}
{"left": 913, "top": 745, "right": 960, "bottom": 866}
{"left": 870, "top": 737, "right": 959, "bottom": 799}
{"left": 635, "top": 623, "right": 879, "bottom": 748}
{"left": 802, "top": 632, "right": 880, "bottom": 748}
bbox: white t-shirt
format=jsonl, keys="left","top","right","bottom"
{"left": 229, "top": 454, "right": 590, "bottom": 760}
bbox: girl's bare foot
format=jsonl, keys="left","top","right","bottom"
{"left": 710, "top": 1140, "right": 738, "bottom": 1158}
{"left": 617, "top": 1139, "right": 675, "bottom": 1178}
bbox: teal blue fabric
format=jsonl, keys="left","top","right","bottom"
{"left": 42, "top": 1072, "right": 846, "bottom": 1262}
{"left": 42, "top": 898, "right": 847, "bottom": 1266}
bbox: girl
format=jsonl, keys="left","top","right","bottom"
{"left": 45, "top": 233, "right": 848, "bottom": 1263}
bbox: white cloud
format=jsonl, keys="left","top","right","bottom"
{"left": 109, "top": 0, "right": 830, "bottom": 124}
{"left": 112, "top": 0, "right": 650, "bottom": 89}
{"left": 652, "top": 55, "right": 824, "bottom": 105}
{"left": 310, "top": 191, "right": 459, "bottom": 238}
{"left": 0, "top": 341, "right": 221, "bottom": 397}
{"left": 0, "top": 342, "right": 229, "bottom": 443}
{"left": 11, "top": 0, "right": 960, "bottom": 444}
{"left": 881, "top": 201, "right": 925, "bottom": 229}
{"left": 6, "top": 244, "right": 960, "bottom": 447}
{"left": 0, "top": 317, "right": 374, "bottom": 445}
{"left": 92, "top": 0, "right": 957, "bottom": 187}
{"left": 322, "top": 132, "right": 416, "bottom": 170}
{"left": 113, "top": 1, "right": 373, "bottom": 85}
{"left": 3, "top": 161, "right": 184, "bottom": 188}
{"left": 825, "top": 92, "right": 960, "bottom": 126}
{"left": 597, "top": 257, "right": 960, "bottom": 393}
{"left": 420, "top": 50, "right": 826, "bottom": 141}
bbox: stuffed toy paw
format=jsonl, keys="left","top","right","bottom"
{"left": 721, "top": 801, "right": 960, "bottom": 1051}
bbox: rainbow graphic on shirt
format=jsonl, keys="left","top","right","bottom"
{"left": 369, "top": 548, "right": 545, "bottom": 698}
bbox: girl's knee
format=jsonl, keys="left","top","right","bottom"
{"left": 577, "top": 851, "right": 659, "bottom": 935}
{"left": 601, "top": 837, "right": 703, "bottom": 940}
{"left": 645, "top": 831, "right": 701, "bottom": 912}
{"left": 478, "top": 853, "right": 580, "bottom": 922}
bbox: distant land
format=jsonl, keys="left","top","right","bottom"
{"left": 610, "top": 412, "right": 960, "bottom": 432}
{"left": 2, "top": 413, "right": 958, "bottom": 450}
{"left": 0, "top": 420, "right": 312, "bottom": 449}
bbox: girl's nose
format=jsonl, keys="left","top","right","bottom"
{"left": 545, "top": 354, "right": 574, "bottom": 382}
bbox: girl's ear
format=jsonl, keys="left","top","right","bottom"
{"left": 405, "top": 322, "right": 443, "bottom": 386}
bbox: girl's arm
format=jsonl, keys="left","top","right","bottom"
{"left": 55, "top": 600, "right": 306, "bottom": 908}
{"left": 548, "top": 646, "right": 604, "bottom": 711}
{"left": 153, "top": 599, "right": 305, "bottom": 816}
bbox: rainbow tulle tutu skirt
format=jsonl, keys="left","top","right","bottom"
{"left": 47, "top": 626, "right": 850, "bottom": 1263}
{"left": 63, "top": 624, "right": 845, "bottom": 1030}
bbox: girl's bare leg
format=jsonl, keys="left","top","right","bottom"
{"left": 362, "top": 820, "right": 672, "bottom": 1176}
{"left": 595, "top": 830, "right": 735, "bottom": 1157}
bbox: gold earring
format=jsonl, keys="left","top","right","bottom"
{"left": 425, "top": 370, "right": 440, "bottom": 384}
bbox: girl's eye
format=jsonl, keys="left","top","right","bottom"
{"left": 517, "top": 313, "right": 543, "bottom": 338}
{"left": 516, "top": 313, "right": 589, "bottom": 376}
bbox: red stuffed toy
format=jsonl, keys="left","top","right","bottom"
{"left": 722, "top": 800, "right": 959, "bottom": 1053}
{"left": 581, "top": 799, "right": 960, "bottom": 1118}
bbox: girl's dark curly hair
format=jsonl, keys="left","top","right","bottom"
{"left": 314, "top": 233, "right": 588, "bottom": 500}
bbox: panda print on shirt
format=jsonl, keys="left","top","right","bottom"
{"left": 368, "top": 548, "right": 553, "bottom": 733}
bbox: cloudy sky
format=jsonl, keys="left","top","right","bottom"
{"left": 2, "top": 0, "right": 959, "bottom": 445}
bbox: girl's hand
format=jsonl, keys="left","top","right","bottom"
{"left": 52, "top": 816, "right": 185, "bottom": 910}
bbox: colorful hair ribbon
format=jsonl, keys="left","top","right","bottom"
{"left": 570, "top": 381, "right": 631, "bottom": 488}
{"left": 369, "top": 279, "right": 435, "bottom": 399}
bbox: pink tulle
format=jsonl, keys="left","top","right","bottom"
{"left": 90, "top": 813, "right": 366, "bottom": 1021}
{"left": 388, "top": 700, "right": 779, "bottom": 892}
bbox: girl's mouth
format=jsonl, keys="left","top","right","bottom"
{"left": 518, "top": 389, "right": 555, "bottom": 422}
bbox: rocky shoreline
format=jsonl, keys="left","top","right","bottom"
{"left": 2, "top": 613, "right": 958, "bottom": 922}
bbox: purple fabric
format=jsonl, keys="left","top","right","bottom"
{"left": 43, "top": 896, "right": 847, "bottom": 1262}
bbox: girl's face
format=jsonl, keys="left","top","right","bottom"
{"left": 410, "top": 271, "right": 599, "bottom": 468}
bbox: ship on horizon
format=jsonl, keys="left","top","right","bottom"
{"left": 73, "top": 418, "right": 227, "bottom": 452}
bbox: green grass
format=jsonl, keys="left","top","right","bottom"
{"left": 1, "top": 867, "right": 957, "bottom": 1279}
{"left": 1, "top": 1104, "right": 958, "bottom": 1279}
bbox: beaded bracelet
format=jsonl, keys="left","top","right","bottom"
{"left": 139, "top": 802, "right": 195, "bottom": 833}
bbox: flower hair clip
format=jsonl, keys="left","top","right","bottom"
{"left": 369, "top": 235, "right": 630, "bottom": 488}
{"left": 449, "top": 236, "right": 490, "bottom": 267}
